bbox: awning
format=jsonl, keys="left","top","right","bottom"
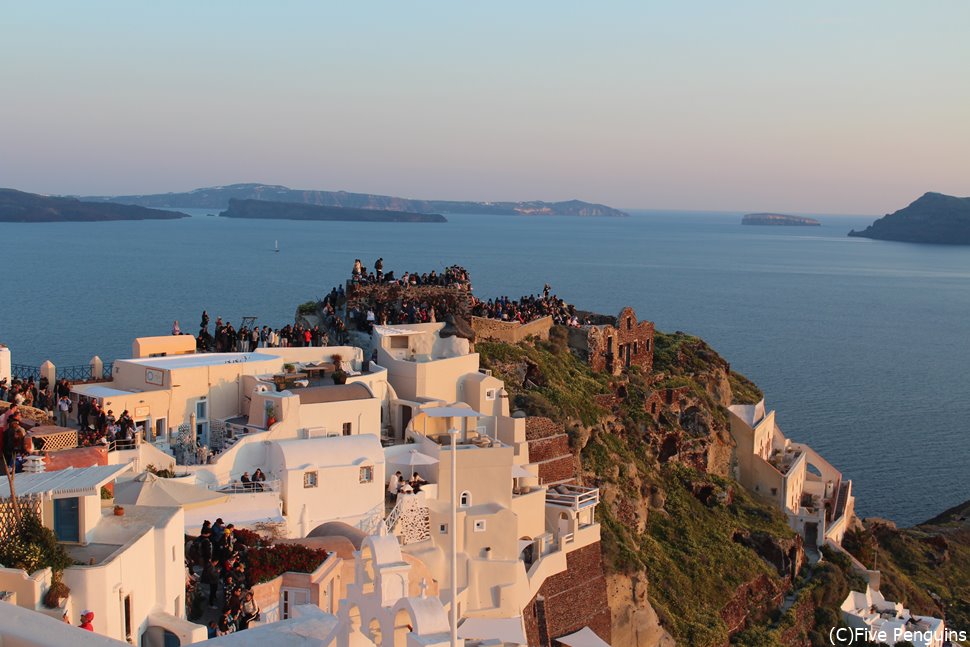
{"left": 512, "top": 464, "right": 534, "bottom": 479}
{"left": 458, "top": 616, "right": 527, "bottom": 645}
{"left": 388, "top": 449, "right": 438, "bottom": 467}
{"left": 555, "top": 626, "right": 611, "bottom": 647}
{"left": 114, "top": 472, "right": 230, "bottom": 510}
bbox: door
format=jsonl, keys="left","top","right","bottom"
{"left": 400, "top": 406, "right": 412, "bottom": 438}
{"left": 53, "top": 497, "right": 80, "bottom": 542}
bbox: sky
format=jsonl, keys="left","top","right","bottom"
{"left": 1, "top": 1, "right": 968, "bottom": 214}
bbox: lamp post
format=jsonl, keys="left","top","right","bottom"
{"left": 449, "top": 426, "right": 459, "bottom": 647}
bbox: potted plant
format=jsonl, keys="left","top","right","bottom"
{"left": 265, "top": 401, "right": 278, "bottom": 427}
{"left": 113, "top": 505, "right": 125, "bottom": 516}
{"left": 283, "top": 363, "right": 295, "bottom": 374}
{"left": 43, "top": 579, "right": 70, "bottom": 609}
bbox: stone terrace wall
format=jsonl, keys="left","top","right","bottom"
{"left": 525, "top": 416, "right": 577, "bottom": 484}
{"left": 470, "top": 316, "right": 552, "bottom": 343}
{"left": 523, "top": 543, "right": 613, "bottom": 646}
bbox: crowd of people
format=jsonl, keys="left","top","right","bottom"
{"left": 187, "top": 519, "right": 261, "bottom": 637}
{"left": 351, "top": 258, "right": 472, "bottom": 291}
{"left": 191, "top": 312, "right": 332, "bottom": 352}
{"left": 469, "top": 283, "right": 581, "bottom": 326}
{"left": 1, "top": 403, "right": 31, "bottom": 472}
{"left": 184, "top": 312, "right": 336, "bottom": 352}
{"left": 0, "top": 375, "right": 55, "bottom": 416}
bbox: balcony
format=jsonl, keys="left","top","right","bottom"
{"left": 545, "top": 484, "right": 599, "bottom": 511}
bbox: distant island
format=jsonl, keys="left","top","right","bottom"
{"left": 741, "top": 213, "right": 821, "bottom": 226}
{"left": 0, "top": 188, "right": 188, "bottom": 223}
{"left": 85, "top": 183, "right": 628, "bottom": 217}
{"left": 219, "top": 198, "right": 447, "bottom": 223}
{"left": 848, "top": 192, "right": 970, "bottom": 244}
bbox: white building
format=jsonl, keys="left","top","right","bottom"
{"left": 841, "top": 585, "right": 945, "bottom": 647}
{"left": 0, "top": 464, "right": 199, "bottom": 645}
{"left": 728, "top": 399, "right": 855, "bottom": 547}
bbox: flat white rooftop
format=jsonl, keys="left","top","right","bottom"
{"left": 121, "top": 352, "right": 279, "bottom": 370}
{"left": 71, "top": 384, "right": 144, "bottom": 398}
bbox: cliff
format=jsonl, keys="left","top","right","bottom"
{"left": 742, "top": 213, "right": 821, "bottom": 226}
{"left": 87, "top": 183, "right": 629, "bottom": 217}
{"left": 478, "top": 327, "right": 969, "bottom": 647}
{"left": 0, "top": 188, "right": 188, "bottom": 222}
{"left": 218, "top": 198, "right": 446, "bottom": 223}
{"left": 478, "top": 330, "right": 806, "bottom": 646}
{"left": 848, "top": 191, "right": 970, "bottom": 244}
{"left": 840, "top": 502, "right": 970, "bottom": 646}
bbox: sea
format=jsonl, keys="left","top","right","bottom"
{"left": 3, "top": 208, "right": 969, "bottom": 527}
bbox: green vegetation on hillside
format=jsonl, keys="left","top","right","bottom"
{"left": 842, "top": 517, "right": 970, "bottom": 646}
{"left": 477, "top": 327, "right": 611, "bottom": 425}
{"left": 479, "top": 327, "right": 801, "bottom": 647}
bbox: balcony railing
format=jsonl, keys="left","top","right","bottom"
{"left": 209, "top": 479, "right": 280, "bottom": 494}
{"left": 545, "top": 484, "right": 600, "bottom": 510}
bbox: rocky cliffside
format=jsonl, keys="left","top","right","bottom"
{"left": 0, "top": 188, "right": 188, "bottom": 222}
{"left": 848, "top": 191, "right": 970, "bottom": 244}
{"left": 478, "top": 328, "right": 807, "bottom": 646}
{"left": 88, "top": 183, "right": 629, "bottom": 217}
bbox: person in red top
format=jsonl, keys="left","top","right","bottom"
{"left": 79, "top": 610, "right": 95, "bottom": 631}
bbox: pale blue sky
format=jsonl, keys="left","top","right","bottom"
{"left": 1, "top": 1, "right": 967, "bottom": 213}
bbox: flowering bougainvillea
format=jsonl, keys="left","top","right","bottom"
{"left": 245, "top": 544, "right": 329, "bottom": 586}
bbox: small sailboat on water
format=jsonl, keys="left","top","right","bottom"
{"left": 275, "top": 240, "right": 280, "bottom": 253}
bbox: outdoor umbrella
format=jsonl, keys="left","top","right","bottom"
{"left": 113, "top": 472, "right": 230, "bottom": 510}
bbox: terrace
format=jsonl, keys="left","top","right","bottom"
{"left": 545, "top": 484, "right": 600, "bottom": 511}
{"left": 768, "top": 447, "right": 804, "bottom": 475}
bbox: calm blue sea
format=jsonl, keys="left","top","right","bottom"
{"left": 3, "top": 209, "right": 968, "bottom": 526}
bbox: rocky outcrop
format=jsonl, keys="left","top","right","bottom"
{"left": 719, "top": 573, "right": 787, "bottom": 636}
{"left": 0, "top": 188, "right": 187, "bottom": 222}
{"left": 608, "top": 574, "right": 676, "bottom": 647}
{"left": 848, "top": 191, "right": 970, "bottom": 244}
{"left": 742, "top": 213, "right": 821, "bottom": 226}
{"left": 219, "top": 198, "right": 446, "bottom": 223}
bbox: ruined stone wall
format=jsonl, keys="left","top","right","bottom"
{"left": 470, "top": 315, "right": 552, "bottom": 343}
{"left": 523, "top": 543, "right": 613, "bottom": 646}
{"left": 569, "top": 306, "right": 655, "bottom": 376}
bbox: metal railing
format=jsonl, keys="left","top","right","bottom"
{"left": 210, "top": 478, "right": 280, "bottom": 494}
{"left": 545, "top": 484, "right": 600, "bottom": 510}
{"left": 10, "top": 364, "right": 40, "bottom": 381}
{"left": 384, "top": 496, "right": 405, "bottom": 534}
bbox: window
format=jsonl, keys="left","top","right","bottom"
{"left": 485, "top": 388, "right": 497, "bottom": 401}
{"left": 459, "top": 491, "right": 471, "bottom": 507}
{"left": 281, "top": 588, "right": 310, "bottom": 620}
{"left": 626, "top": 317, "right": 632, "bottom": 330}
{"left": 196, "top": 399, "right": 207, "bottom": 419}
{"left": 359, "top": 466, "right": 374, "bottom": 483}
{"left": 304, "top": 471, "right": 318, "bottom": 488}
{"left": 770, "top": 487, "right": 778, "bottom": 497}
{"left": 474, "top": 519, "right": 487, "bottom": 533}
{"left": 439, "top": 523, "right": 448, "bottom": 534}
{"left": 342, "top": 422, "right": 352, "bottom": 436}
{"left": 633, "top": 341, "right": 638, "bottom": 355}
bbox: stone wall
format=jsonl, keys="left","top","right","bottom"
{"left": 569, "top": 307, "right": 655, "bottom": 376}
{"left": 525, "top": 416, "right": 564, "bottom": 441}
{"left": 524, "top": 417, "right": 576, "bottom": 484}
{"left": 528, "top": 435, "right": 571, "bottom": 464}
{"left": 523, "top": 543, "right": 613, "bottom": 646}
{"left": 470, "top": 316, "right": 553, "bottom": 343}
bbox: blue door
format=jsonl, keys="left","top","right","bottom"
{"left": 53, "top": 497, "right": 80, "bottom": 542}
